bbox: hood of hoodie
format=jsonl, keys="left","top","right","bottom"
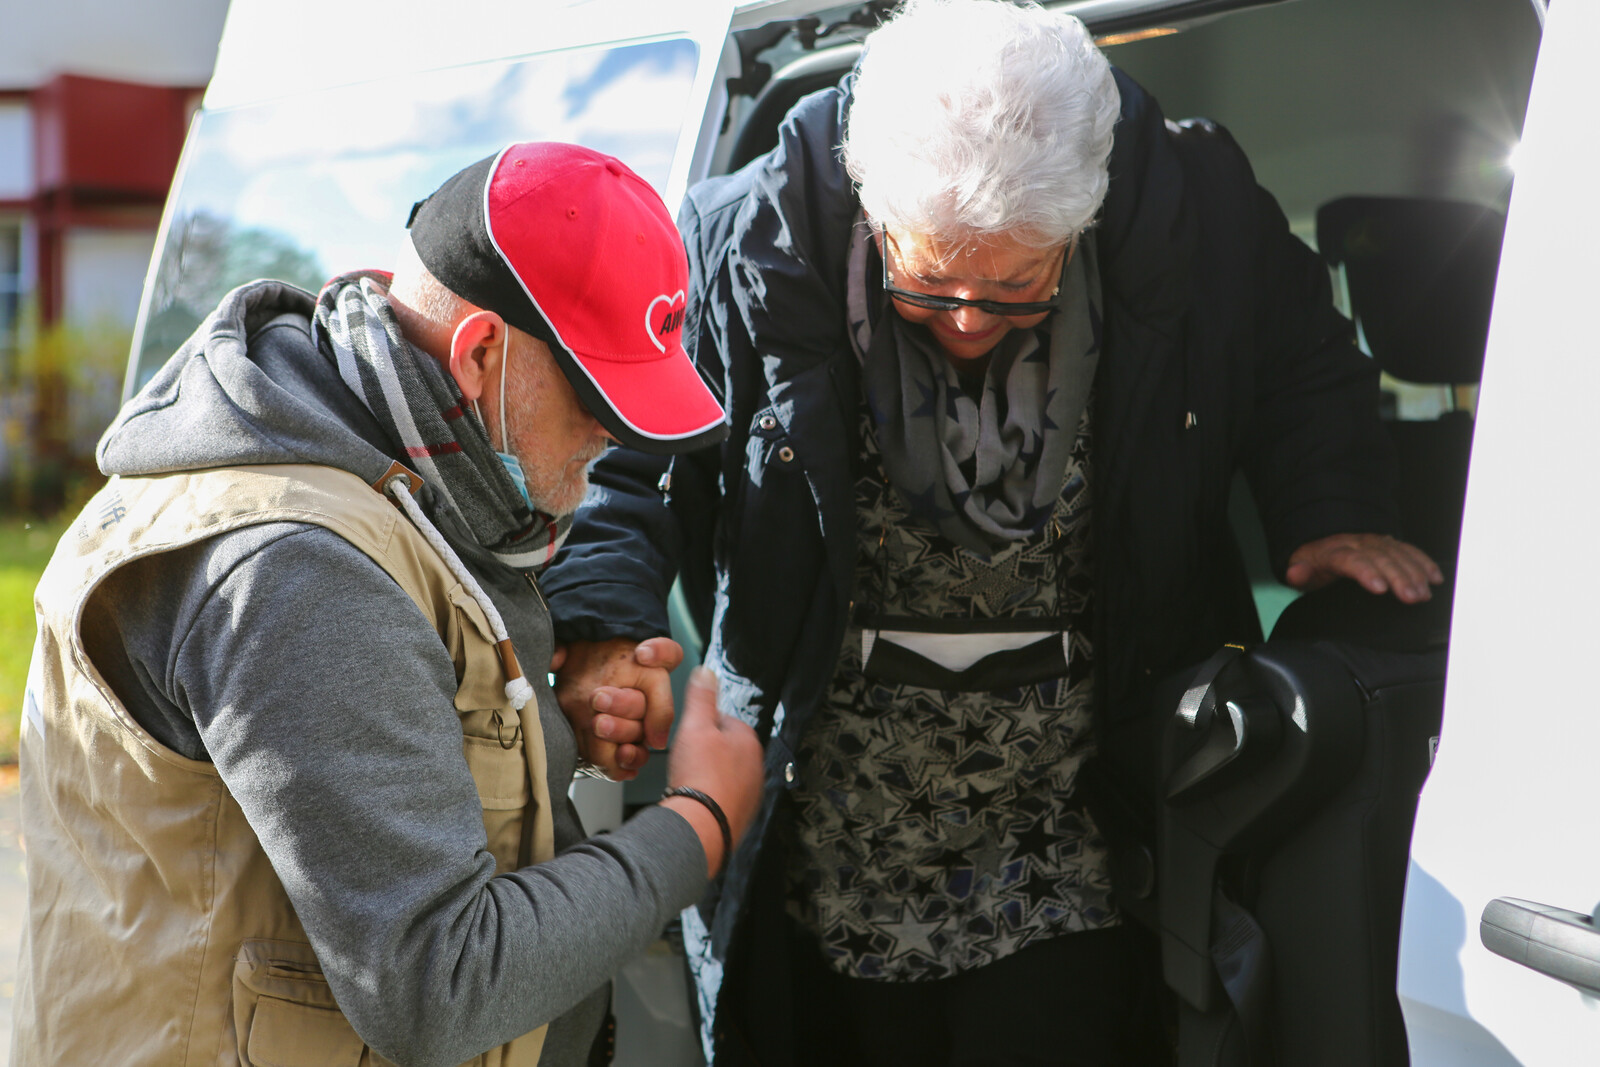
{"left": 99, "top": 280, "right": 400, "bottom": 484}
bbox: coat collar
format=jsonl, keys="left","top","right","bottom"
{"left": 728, "top": 76, "right": 859, "bottom": 392}
{"left": 1094, "top": 69, "right": 1199, "bottom": 521}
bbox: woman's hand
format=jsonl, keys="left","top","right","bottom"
{"left": 552, "top": 636, "right": 683, "bottom": 780}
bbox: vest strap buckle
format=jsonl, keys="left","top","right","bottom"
{"left": 373, "top": 461, "right": 425, "bottom": 499}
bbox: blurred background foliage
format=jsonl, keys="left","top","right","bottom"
{"left": 0, "top": 216, "right": 326, "bottom": 762}
{"left": 0, "top": 308, "right": 129, "bottom": 761}
{"left": 0, "top": 517, "right": 69, "bottom": 763}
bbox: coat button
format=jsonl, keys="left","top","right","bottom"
{"left": 759, "top": 415, "right": 778, "bottom": 431}
{"left": 777, "top": 446, "right": 795, "bottom": 463}
{"left": 784, "top": 761, "right": 796, "bottom": 784}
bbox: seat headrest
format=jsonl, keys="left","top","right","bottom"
{"left": 1316, "top": 196, "right": 1506, "bottom": 386}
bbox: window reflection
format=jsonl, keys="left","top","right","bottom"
{"left": 133, "top": 37, "right": 698, "bottom": 389}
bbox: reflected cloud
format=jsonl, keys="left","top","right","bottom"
{"left": 563, "top": 41, "right": 696, "bottom": 119}
{"left": 179, "top": 37, "right": 694, "bottom": 276}
{"left": 134, "top": 36, "right": 698, "bottom": 388}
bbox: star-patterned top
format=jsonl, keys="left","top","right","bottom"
{"left": 785, "top": 396, "right": 1117, "bottom": 982}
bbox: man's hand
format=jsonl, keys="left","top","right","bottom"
{"left": 552, "top": 637, "right": 683, "bottom": 781}
{"left": 660, "top": 668, "right": 763, "bottom": 880}
{"left": 1285, "top": 532, "right": 1444, "bottom": 604}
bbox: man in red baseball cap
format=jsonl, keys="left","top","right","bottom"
{"left": 16, "top": 142, "right": 758, "bottom": 1067}
{"left": 404, "top": 141, "right": 727, "bottom": 456}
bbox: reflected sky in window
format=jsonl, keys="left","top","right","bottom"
{"left": 134, "top": 37, "right": 697, "bottom": 387}
{"left": 184, "top": 37, "right": 695, "bottom": 273}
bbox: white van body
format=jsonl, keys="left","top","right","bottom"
{"left": 1396, "top": 1, "right": 1600, "bottom": 1063}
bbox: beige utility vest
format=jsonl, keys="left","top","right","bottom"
{"left": 13, "top": 464, "right": 555, "bottom": 1067}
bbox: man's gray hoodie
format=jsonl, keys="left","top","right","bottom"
{"left": 86, "top": 280, "right": 706, "bottom": 1067}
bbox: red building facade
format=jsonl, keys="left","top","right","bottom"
{"left": 1, "top": 74, "right": 198, "bottom": 338}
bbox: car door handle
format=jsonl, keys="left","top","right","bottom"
{"left": 1480, "top": 897, "right": 1600, "bottom": 996}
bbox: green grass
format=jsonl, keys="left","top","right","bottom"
{"left": 0, "top": 517, "right": 69, "bottom": 763}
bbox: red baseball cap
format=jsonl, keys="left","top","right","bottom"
{"left": 407, "top": 142, "right": 727, "bottom": 454}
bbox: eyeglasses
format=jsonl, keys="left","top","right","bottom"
{"left": 880, "top": 238, "right": 1069, "bottom": 318}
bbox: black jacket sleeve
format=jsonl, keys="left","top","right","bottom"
{"left": 543, "top": 187, "right": 740, "bottom": 646}
{"left": 1243, "top": 181, "right": 1399, "bottom": 575}
{"left": 1168, "top": 115, "right": 1399, "bottom": 577}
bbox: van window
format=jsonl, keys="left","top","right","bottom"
{"left": 129, "top": 36, "right": 699, "bottom": 393}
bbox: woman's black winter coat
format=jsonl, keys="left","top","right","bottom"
{"left": 542, "top": 69, "right": 1397, "bottom": 1064}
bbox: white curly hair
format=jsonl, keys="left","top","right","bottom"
{"left": 843, "top": 0, "right": 1120, "bottom": 250}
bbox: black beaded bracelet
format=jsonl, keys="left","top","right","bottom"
{"left": 662, "top": 786, "right": 733, "bottom": 878}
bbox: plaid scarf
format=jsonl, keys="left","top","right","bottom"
{"left": 313, "top": 270, "right": 570, "bottom": 572}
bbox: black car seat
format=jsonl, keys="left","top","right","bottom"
{"left": 1091, "top": 590, "right": 1451, "bottom": 1067}
{"left": 727, "top": 45, "right": 861, "bottom": 173}
{"left": 1315, "top": 195, "right": 1506, "bottom": 568}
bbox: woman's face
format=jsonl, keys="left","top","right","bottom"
{"left": 880, "top": 227, "right": 1067, "bottom": 363}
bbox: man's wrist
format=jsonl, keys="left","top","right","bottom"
{"left": 659, "top": 791, "right": 730, "bottom": 880}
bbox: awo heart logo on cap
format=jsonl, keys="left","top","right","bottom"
{"left": 407, "top": 142, "right": 726, "bottom": 453}
{"left": 646, "top": 291, "right": 687, "bottom": 353}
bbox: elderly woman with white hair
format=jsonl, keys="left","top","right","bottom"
{"left": 545, "top": 1, "right": 1439, "bottom": 1063}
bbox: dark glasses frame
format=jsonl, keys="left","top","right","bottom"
{"left": 879, "top": 237, "right": 1070, "bottom": 317}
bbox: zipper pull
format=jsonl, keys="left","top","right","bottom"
{"left": 524, "top": 571, "right": 549, "bottom": 611}
{"left": 657, "top": 457, "right": 676, "bottom": 506}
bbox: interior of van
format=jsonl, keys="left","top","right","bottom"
{"left": 708, "top": 0, "right": 1537, "bottom": 636}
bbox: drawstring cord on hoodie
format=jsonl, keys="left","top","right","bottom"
{"left": 379, "top": 468, "right": 536, "bottom": 712}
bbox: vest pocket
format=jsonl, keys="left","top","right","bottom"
{"left": 232, "top": 939, "right": 369, "bottom": 1067}
{"left": 461, "top": 729, "right": 532, "bottom": 873}
{"left": 445, "top": 584, "right": 515, "bottom": 712}
{"left": 446, "top": 583, "right": 536, "bottom": 874}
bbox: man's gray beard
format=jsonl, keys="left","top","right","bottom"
{"left": 530, "top": 449, "right": 606, "bottom": 518}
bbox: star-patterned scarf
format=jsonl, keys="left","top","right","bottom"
{"left": 849, "top": 224, "right": 1103, "bottom": 558}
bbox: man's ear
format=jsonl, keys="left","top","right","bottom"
{"left": 447, "top": 311, "right": 508, "bottom": 401}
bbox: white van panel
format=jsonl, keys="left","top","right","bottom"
{"left": 1398, "top": 1, "right": 1600, "bottom": 1062}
